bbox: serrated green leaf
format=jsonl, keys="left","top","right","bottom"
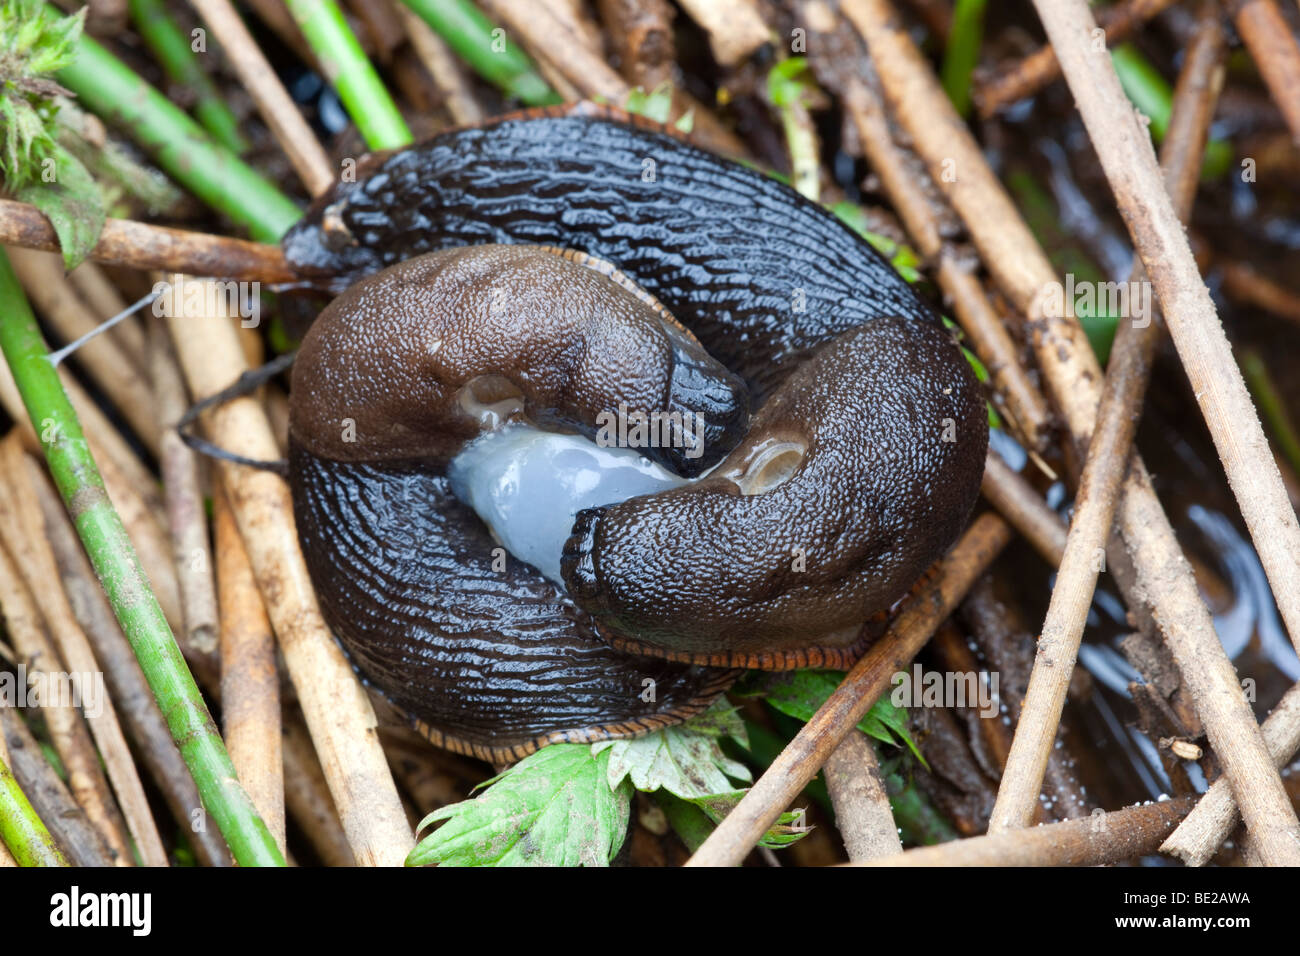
{"left": 683, "top": 791, "right": 808, "bottom": 848}
{"left": 407, "top": 744, "right": 631, "bottom": 867}
{"left": 753, "top": 669, "right": 926, "bottom": 765}
{"left": 594, "top": 721, "right": 752, "bottom": 799}
{"left": 15, "top": 141, "right": 103, "bottom": 269}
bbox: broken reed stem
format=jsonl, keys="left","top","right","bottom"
{"left": 823, "top": 730, "right": 903, "bottom": 861}
{"left": 7, "top": 249, "right": 158, "bottom": 454}
{"left": 980, "top": 448, "right": 1067, "bottom": 563}
{"left": 215, "top": 480, "right": 287, "bottom": 857}
{"left": 839, "top": 75, "right": 1053, "bottom": 453}
{"left": 31, "top": 462, "right": 233, "bottom": 867}
{"left": 1163, "top": 681, "right": 1300, "bottom": 864}
{"left": 188, "top": 0, "right": 336, "bottom": 197}
{"left": 686, "top": 513, "right": 1013, "bottom": 866}
{"left": 0, "top": 436, "right": 169, "bottom": 866}
{"left": 972, "top": 0, "right": 1179, "bottom": 118}
{"left": 989, "top": 3, "right": 1226, "bottom": 833}
{"left": 844, "top": 0, "right": 1300, "bottom": 868}
{"left": 0, "top": 533, "right": 132, "bottom": 864}
{"left": 165, "top": 281, "right": 412, "bottom": 866}
{"left": 1034, "top": 0, "right": 1300, "bottom": 863}
{"left": 150, "top": 317, "right": 220, "bottom": 663}
{"left": 858, "top": 797, "right": 1195, "bottom": 866}
{"left": 0, "top": 251, "right": 285, "bottom": 867}
{"left": 1225, "top": 0, "right": 1300, "bottom": 145}
{"left": 0, "top": 200, "right": 298, "bottom": 282}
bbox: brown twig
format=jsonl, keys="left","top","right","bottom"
{"left": 845, "top": 0, "right": 1300, "bottom": 867}
{"left": 686, "top": 513, "right": 1013, "bottom": 866}
{"left": 215, "top": 480, "right": 286, "bottom": 857}
{"left": 188, "top": 0, "right": 336, "bottom": 196}
{"left": 972, "top": 0, "right": 1181, "bottom": 118}
{"left": 990, "top": 3, "right": 1227, "bottom": 833}
{"left": 824, "top": 730, "right": 903, "bottom": 861}
{"left": 0, "top": 536, "right": 130, "bottom": 864}
{"left": 0, "top": 436, "right": 170, "bottom": 866}
{"left": 164, "top": 279, "right": 412, "bottom": 866}
{"left": 0, "top": 705, "right": 113, "bottom": 867}
{"left": 674, "top": 0, "right": 770, "bottom": 67}
{"left": 1034, "top": 0, "right": 1300, "bottom": 862}
{"left": 980, "top": 449, "right": 1067, "bottom": 564}
{"left": 1224, "top": 0, "right": 1300, "bottom": 144}
{"left": 1163, "top": 681, "right": 1300, "bottom": 864}
{"left": 596, "top": 0, "right": 677, "bottom": 91}
{"left": 66, "top": 261, "right": 147, "bottom": 366}
{"left": 0, "top": 200, "right": 297, "bottom": 283}
{"left": 150, "top": 316, "right": 220, "bottom": 662}
{"left": 1219, "top": 259, "right": 1300, "bottom": 326}
{"left": 30, "top": 461, "right": 233, "bottom": 867}
{"left": 282, "top": 713, "right": 358, "bottom": 866}
{"left": 856, "top": 797, "right": 1195, "bottom": 866}
{"left": 397, "top": 4, "right": 484, "bottom": 126}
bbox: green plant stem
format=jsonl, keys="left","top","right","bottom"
{"left": 0, "top": 751, "right": 69, "bottom": 866}
{"left": 1240, "top": 349, "right": 1300, "bottom": 478}
{"left": 127, "top": 0, "right": 249, "bottom": 154}
{"left": 398, "top": 0, "right": 558, "bottom": 105}
{"left": 941, "top": 0, "right": 986, "bottom": 118}
{"left": 1111, "top": 43, "right": 1232, "bottom": 179}
{"left": 54, "top": 28, "right": 300, "bottom": 242}
{"left": 0, "top": 250, "right": 286, "bottom": 868}
{"left": 282, "top": 0, "right": 411, "bottom": 150}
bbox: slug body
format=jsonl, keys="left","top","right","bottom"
{"left": 285, "top": 105, "right": 988, "bottom": 760}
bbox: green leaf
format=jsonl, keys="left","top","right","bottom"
{"left": 407, "top": 744, "right": 632, "bottom": 867}
{"left": 624, "top": 82, "right": 674, "bottom": 124}
{"left": 594, "top": 706, "right": 752, "bottom": 800}
{"left": 683, "top": 791, "right": 808, "bottom": 848}
{"left": 751, "top": 669, "right": 926, "bottom": 765}
{"left": 14, "top": 141, "right": 103, "bottom": 269}
{"left": 766, "top": 56, "right": 813, "bottom": 108}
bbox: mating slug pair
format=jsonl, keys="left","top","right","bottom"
{"left": 282, "top": 103, "right": 987, "bottom": 762}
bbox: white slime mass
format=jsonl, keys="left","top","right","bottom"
{"left": 447, "top": 424, "right": 689, "bottom": 586}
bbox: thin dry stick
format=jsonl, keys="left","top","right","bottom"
{"left": 8, "top": 249, "right": 157, "bottom": 450}
{"left": 972, "top": 0, "right": 1180, "bottom": 118}
{"left": 990, "top": 6, "right": 1226, "bottom": 833}
{"left": 150, "top": 317, "right": 219, "bottom": 661}
{"left": 674, "top": 0, "right": 770, "bottom": 67}
{"left": 0, "top": 200, "right": 298, "bottom": 283}
{"left": 281, "top": 713, "right": 358, "bottom": 867}
{"left": 981, "top": 449, "right": 1067, "bottom": 564}
{"left": 1033, "top": 0, "right": 1300, "bottom": 861}
{"left": 397, "top": 4, "right": 484, "bottom": 126}
{"left": 823, "top": 730, "right": 903, "bottom": 861}
{"left": 0, "top": 535, "right": 131, "bottom": 864}
{"left": 1225, "top": 0, "right": 1300, "bottom": 144}
{"left": 857, "top": 797, "right": 1195, "bottom": 866}
{"left": 840, "top": 78, "right": 1053, "bottom": 453}
{"left": 31, "top": 462, "right": 233, "bottom": 867}
{"left": 0, "top": 705, "right": 113, "bottom": 867}
{"left": 165, "top": 279, "right": 412, "bottom": 867}
{"left": 686, "top": 513, "right": 1013, "bottom": 866}
{"left": 67, "top": 261, "right": 147, "bottom": 366}
{"left": 188, "top": 0, "right": 335, "bottom": 196}
{"left": 215, "top": 480, "right": 286, "bottom": 856}
{"left": 0, "top": 436, "right": 170, "bottom": 867}
{"left": 1164, "top": 681, "right": 1300, "bottom": 864}
{"left": 844, "top": 0, "right": 1300, "bottom": 868}
{"left": 1220, "top": 260, "right": 1300, "bottom": 326}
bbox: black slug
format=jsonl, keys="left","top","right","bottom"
{"left": 284, "top": 104, "right": 988, "bottom": 761}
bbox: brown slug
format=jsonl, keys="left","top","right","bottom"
{"left": 284, "top": 104, "right": 988, "bottom": 761}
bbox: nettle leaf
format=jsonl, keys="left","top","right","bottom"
{"left": 15, "top": 141, "right": 104, "bottom": 269}
{"left": 685, "top": 791, "right": 808, "bottom": 848}
{"left": 594, "top": 702, "right": 752, "bottom": 799}
{"left": 407, "top": 744, "right": 632, "bottom": 867}
{"left": 754, "top": 669, "right": 926, "bottom": 765}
